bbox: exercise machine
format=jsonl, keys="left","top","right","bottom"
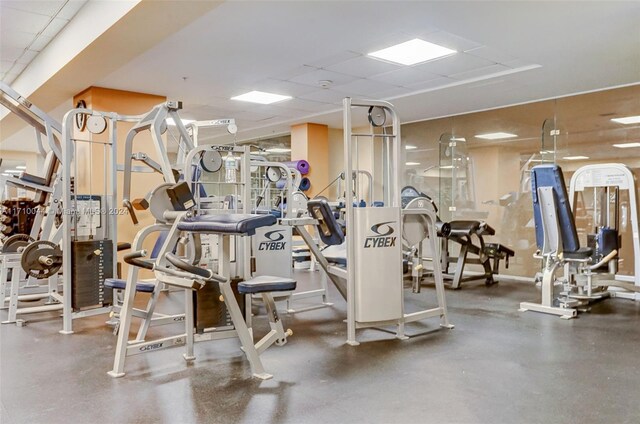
{"left": 401, "top": 186, "right": 514, "bottom": 289}
{"left": 569, "top": 163, "right": 640, "bottom": 300}
{"left": 519, "top": 164, "right": 640, "bottom": 319}
{"left": 110, "top": 114, "right": 296, "bottom": 379}
{"left": 286, "top": 98, "right": 453, "bottom": 345}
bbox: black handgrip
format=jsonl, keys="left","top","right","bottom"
{"left": 123, "top": 250, "right": 154, "bottom": 270}
{"left": 436, "top": 221, "right": 451, "bottom": 238}
{"left": 165, "top": 253, "right": 226, "bottom": 283}
{"left": 117, "top": 242, "right": 132, "bottom": 251}
{"left": 123, "top": 200, "right": 138, "bottom": 225}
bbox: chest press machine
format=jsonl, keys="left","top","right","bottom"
{"left": 519, "top": 164, "right": 640, "bottom": 319}
{"left": 110, "top": 111, "right": 296, "bottom": 379}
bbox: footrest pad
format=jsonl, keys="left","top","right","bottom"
{"left": 104, "top": 278, "right": 155, "bottom": 293}
{"left": 237, "top": 276, "right": 297, "bottom": 294}
{"left": 177, "top": 214, "right": 276, "bottom": 236}
{"left": 485, "top": 243, "right": 515, "bottom": 257}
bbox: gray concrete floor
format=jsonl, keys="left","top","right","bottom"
{"left": 1, "top": 271, "right": 640, "bottom": 424}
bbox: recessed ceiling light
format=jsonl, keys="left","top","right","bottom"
{"left": 5, "top": 170, "right": 22, "bottom": 174}
{"left": 166, "top": 117, "right": 195, "bottom": 126}
{"left": 611, "top": 116, "right": 640, "bottom": 125}
{"left": 440, "top": 165, "right": 454, "bottom": 169}
{"left": 368, "top": 38, "right": 456, "bottom": 66}
{"left": 451, "top": 137, "right": 466, "bottom": 142}
{"left": 231, "top": 91, "right": 292, "bottom": 105}
{"left": 265, "top": 147, "right": 291, "bottom": 153}
{"left": 15, "top": 165, "right": 26, "bottom": 170}
{"left": 613, "top": 142, "right": 640, "bottom": 148}
{"left": 405, "top": 145, "right": 417, "bottom": 150}
{"left": 405, "top": 162, "right": 421, "bottom": 166}
{"left": 562, "top": 156, "right": 589, "bottom": 160}
{"left": 1, "top": 173, "right": 9, "bottom": 177}
{"left": 475, "top": 132, "right": 518, "bottom": 140}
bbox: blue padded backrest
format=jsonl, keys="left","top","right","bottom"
{"left": 150, "top": 231, "right": 169, "bottom": 259}
{"left": 530, "top": 165, "right": 580, "bottom": 252}
{"left": 307, "top": 199, "right": 345, "bottom": 246}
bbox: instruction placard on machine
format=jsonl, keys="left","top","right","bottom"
{"left": 72, "top": 195, "right": 103, "bottom": 237}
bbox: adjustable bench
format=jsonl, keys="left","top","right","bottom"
{"left": 400, "top": 186, "right": 514, "bottom": 289}
{"left": 109, "top": 213, "right": 296, "bottom": 380}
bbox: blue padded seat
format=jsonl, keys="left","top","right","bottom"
{"left": 322, "top": 243, "right": 347, "bottom": 266}
{"left": 237, "top": 275, "right": 297, "bottom": 294}
{"left": 177, "top": 214, "right": 276, "bottom": 236}
{"left": 104, "top": 278, "right": 155, "bottom": 293}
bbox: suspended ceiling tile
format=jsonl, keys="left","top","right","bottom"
{"left": 41, "top": 17, "right": 70, "bottom": 38}
{"left": 305, "top": 50, "right": 361, "bottom": 68}
{"left": 414, "top": 53, "right": 495, "bottom": 76}
{"left": 448, "top": 64, "right": 511, "bottom": 80}
{"left": 271, "top": 98, "right": 336, "bottom": 113}
{"left": 0, "top": 61, "right": 14, "bottom": 73}
{"left": 252, "top": 78, "right": 319, "bottom": 97}
{"left": 0, "top": 1, "right": 66, "bottom": 17}
{"left": 56, "top": 0, "right": 88, "bottom": 20}
{"left": 289, "top": 68, "right": 358, "bottom": 87}
{"left": 423, "top": 30, "right": 483, "bottom": 52}
{"left": 332, "top": 78, "right": 400, "bottom": 97}
{"left": 0, "top": 30, "right": 36, "bottom": 50}
{"left": 0, "top": 7, "right": 52, "bottom": 34}
{"left": 370, "top": 67, "right": 442, "bottom": 87}
{"left": 15, "top": 49, "right": 39, "bottom": 65}
{"left": 405, "top": 76, "right": 457, "bottom": 91}
{"left": 0, "top": 47, "right": 25, "bottom": 62}
{"left": 29, "top": 34, "right": 53, "bottom": 52}
{"left": 271, "top": 65, "right": 319, "bottom": 81}
{"left": 298, "top": 88, "right": 350, "bottom": 105}
{"left": 325, "top": 55, "right": 400, "bottom": 78}
{"left": 466, "top": 46, "right": 518, "bottom": 64}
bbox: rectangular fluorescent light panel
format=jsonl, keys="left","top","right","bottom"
{"left": 405, "top": 145, "right": 417, "bottom": 150}
{"left": 613, "top": 142, "right": 640, "bottom": 148}
{"left": 405, "top": 162, "right": 421, "bottom": 166}
{"left": 611, "top": 116, "right": 640, "bottom": 125}
{"left": 368, "top": 38, "right": 456, "bottom": 66}
{"left": 562, "top": 156, "right": 589, "bottom": 160}
{"left": 5, "top": 170, "right": 22, "bottom": 174}
{"left": 451, "top": 137, "right": 466, "bottom": 142}
{"left": 16, "top": 165, "right": 26, "bottom": 170}
{"left": 166, "top": 117, "right": 195, "bottom": 126}
{"left": 475, "top": 132, "right": 517, "bottom": 140}
{"left": 231, "top": 91, "right": 291, "bottom": 105}
{"left": 265, "top": 148, "right": 291, "bottom": 153}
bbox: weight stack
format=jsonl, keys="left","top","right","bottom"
{"left": 71, "top": 240, "right": 114, "bottom": 310}
{"left": 193, "top": 278, "right": 245, "bottom": 333}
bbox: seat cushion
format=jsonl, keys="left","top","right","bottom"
{"left": 104, "top": 278, "right": 155, "bottom": 293}
{"left": 18, "top": 173, "right": 47, "bottom": 186}
{"left": 177, "top": 214, "right": 276, "bottom": 236}
{"left": 563, "top": 247, "right": 593, "bottom": 259}
{"left": 237, "top": 275, "right": 297, "bottom": 294}
{"left": 323, "top": 242, "right": 347, "bottom": 266}
{"left": 448, "top": 220, "right": 481, "bottom": 236}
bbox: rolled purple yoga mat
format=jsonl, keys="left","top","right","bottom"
{"left": 283, "top": 160, "right": 310, "bottom": 175}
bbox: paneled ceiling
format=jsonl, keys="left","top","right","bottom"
{"left": 1, "top": 0, "right": 639, "bottom": 151}
{"left": 0, "top": 0, "right": 87, "bottom": 83}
